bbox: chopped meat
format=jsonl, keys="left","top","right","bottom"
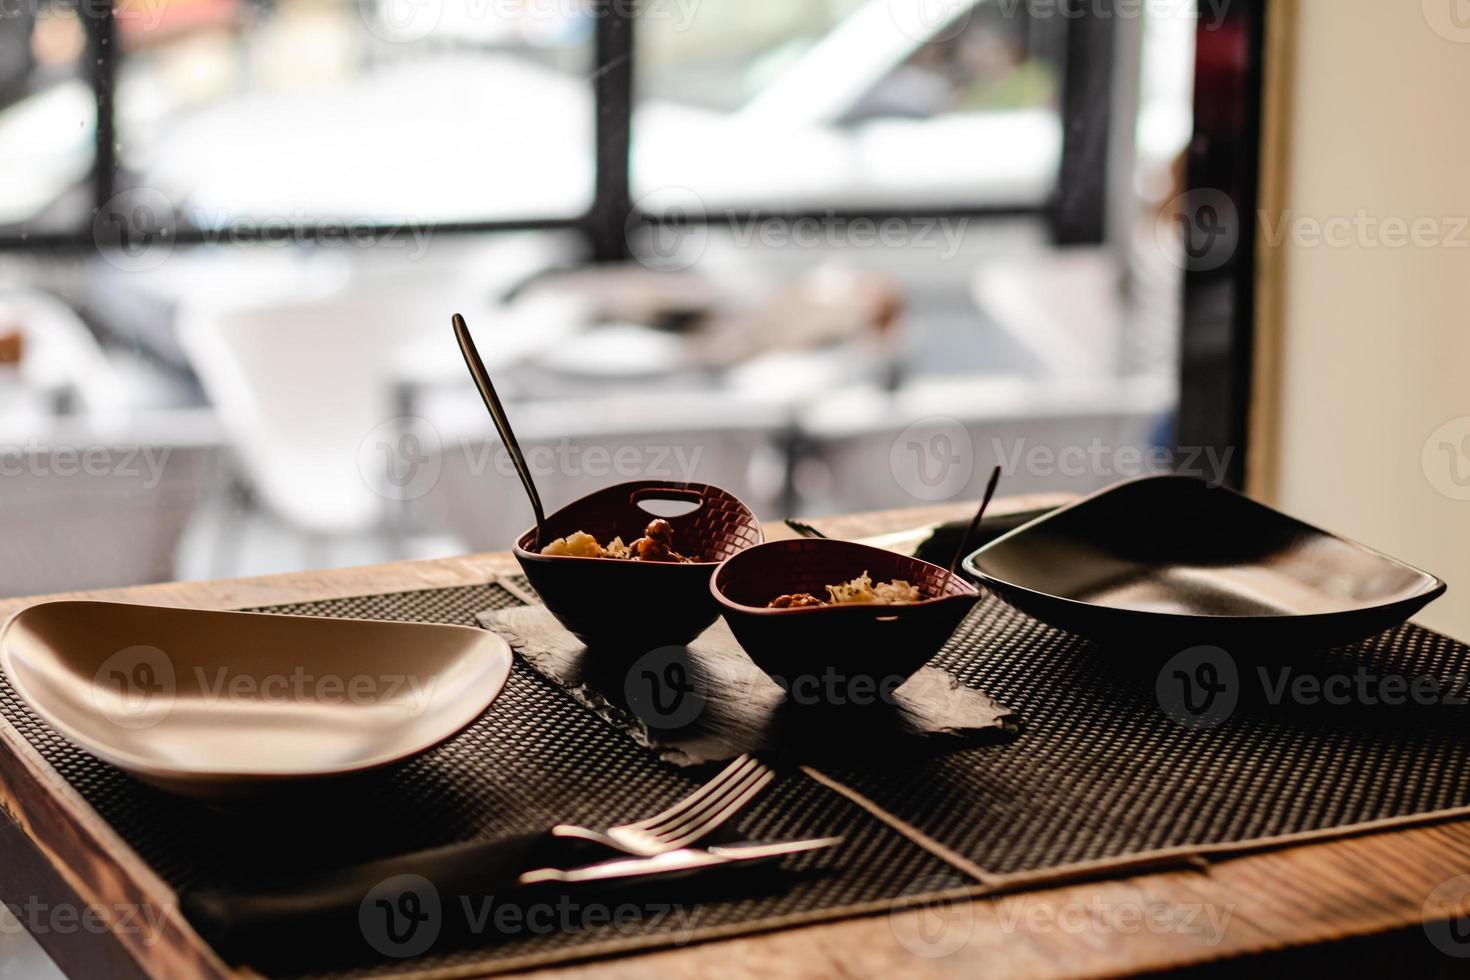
{"left": 540, "top": 518, "right": 697, "bottom": 563}
{"left": 630, "top": 518, "right": 693, "bottom": 563}
{"left": 767, "top": 593, "right": 825, "bottom": 609}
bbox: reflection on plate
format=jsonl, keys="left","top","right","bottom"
{"left": 964, "top": 475, "right": 1446, "bottom": 652}
{"left": 1, "top": 601, "right": 512, "bottom": 800}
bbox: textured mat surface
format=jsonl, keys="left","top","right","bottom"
{"left": 5, "top": 581, "right": 1470, "bottom": 977}
{"left": 825, "top": 594, "right": 1470, "bottom": 876}
{"left": 0, "top": 584, "right": 959, "bottom": 979}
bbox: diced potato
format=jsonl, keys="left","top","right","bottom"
{"left": 540, "top": 531, "right": 605, "bottom": 558}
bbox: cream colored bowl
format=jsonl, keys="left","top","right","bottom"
{"left": 1, "top": 601, "right": 512, "bottom": 800}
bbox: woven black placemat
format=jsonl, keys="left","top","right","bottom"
{"left": 480, "top": 604, "right": 1017, "bottom": 768}
{"left": 0, "top": 583, "right": 961, "bottom": 979}
{"left": 8, "top": 581, "right": 1470, "bottom": 978}
{"left": 822, "top": 593, "right": 1470, "bottom": 878}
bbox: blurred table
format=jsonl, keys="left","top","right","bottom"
{"left": 0, "top": 494, "right": 1465, "bottom": 978}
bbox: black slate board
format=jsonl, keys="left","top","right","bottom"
{"left": 479, "top": 603, "right": 1018, "bottom": 767}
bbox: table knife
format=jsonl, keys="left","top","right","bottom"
{"left": 518, "top": 836, "right": 844, "bottom": 885}
{"left": 183, "top": 834, "right": 842, "bottom": 965}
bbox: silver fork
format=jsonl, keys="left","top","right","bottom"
{"left": 549, "top": 754, "right": 775, "bottom": 857}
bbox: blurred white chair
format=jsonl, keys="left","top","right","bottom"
{"left": 971, "top": 236, "right": 1185, "bottom": 383}
{"left": 177, "top": 290, "right": 438, "bottom": 546}
{"left": 174, "top": 238, "right": 575, "bottom": 559}
{"left": 796, "top": 374, "right": 1174, "bottom": 515}
{"left": 0, "top": 288, "right": 128, "bottom": 421}
{"left": 0, "top": 292, "right": 221, "bottom": 596}
{"left": 970, "top": 248, "right": 1126, "bottom": 381}
{"left": 0, "top": 412, "right": 222, "bottom": 597}
{"left": 423, "top": 390, "right": 790, "bottom": 552}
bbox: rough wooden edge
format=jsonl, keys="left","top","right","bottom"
{"left": 507, "top": 821, "right": 1470, "bottom": 980}
{"left": 32, "top": 489, "right": 1463, "bottom": 980}
{"left": 0, "top": 553, "right": 521, "bottom": 622}
{"left": 0, "top": 502, "right": 1029, "bottom": 979}
{"left": 1245, "top": 0, "right": 1301, "bottom": 502}
{"left": 221, "top": 799, "right": 1470, "bottom": 980}
{"left": 0, "top": 712, "right": 241, "bottom": 979}
{"left": 0, "top": 556, "right": 523, "bottom": 980}
{"left": 7, "top": 487, "right": 1463, "bottom": 979}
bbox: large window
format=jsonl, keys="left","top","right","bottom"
{"left": 633, "top": 0, "right": 1065, "bottom": 210}
{"left": 1, "top": 0, "right": 1122, "bottom": 251}
{"left": 0, "top": 0, "right": 95, "bottom": 230}
{"left": 113, "top": 0, "right": 595, "bottom": 226}
{"left": 0, "top": 0, "right": 1218, "bottom": 595}
{"left": 2, "top": 0, "right": 598, "bottom": 243}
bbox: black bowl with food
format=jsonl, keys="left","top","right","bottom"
{"left": 513, "top": 481, "right": 763, "bottom": 649}
{"left": 711, "top": 539, "right": 980, "bottom": 702}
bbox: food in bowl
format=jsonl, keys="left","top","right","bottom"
{"left": 515, "top": 480, "right": 762, "bottom": 649}
{"left": 767, "top": 592, "right": 824, "bottom": 608}
{"left": 538, "top": 518, "right": 697, "bottom": 563}
{"left": 767, "top": 572, "right": 921, "bottom": 609}
{"left": 714, "top": 539, "right": 981, "bottom": 691}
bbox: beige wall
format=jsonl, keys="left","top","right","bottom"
{"left": 1255, "top": 0, "right": 1470, "bottom": 639}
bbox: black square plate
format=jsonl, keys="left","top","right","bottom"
{"left": 962, "top": 476, "right": 1446, "bottom": 651}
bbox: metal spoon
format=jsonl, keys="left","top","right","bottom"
{"left": 783, "top": 518, "right": 827, "bottom": 539}
{"left": 452, "top": 313, "right": 546, "bottom": 548}
{"left": 949, "top": 464, "right": 1002, "bottom": 577}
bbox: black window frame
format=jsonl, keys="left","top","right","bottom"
{"left": 2, "top": 0, "right": 1120, "bottom": 255}
{"left": 1175, "top": 0, "right": 1269, "bottom": 490}
{"left": 4, "top": 0, "right": 1268, "bottom": 488}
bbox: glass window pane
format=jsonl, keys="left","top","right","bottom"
{"left": 0, "top": 3, "right": 1201, "bottom": 600}
{"left": 0, "top": 6, "right": 95, "bottom": 230}
{"left": 632, "top": 0, "right": 1062, "bottom": 209}
{"left": 115, "top": 0, "right": 595, "bottom": 228}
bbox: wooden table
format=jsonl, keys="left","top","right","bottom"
{"left": 2, "top": 495, "right": 1468, "bottom": 979}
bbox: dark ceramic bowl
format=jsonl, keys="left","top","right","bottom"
{"left": 514, "top": 481, "right": 762, "bottom": 649}
{"left": 712, "top": 539, "right": 981, "bottom": 696}
{"left": 963, "top": 475, "right": 1447, "bottom": 651}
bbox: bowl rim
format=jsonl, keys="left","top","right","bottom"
{"left": 962, "top": 474, "right": 1448, "bottom": 624}
{"left": 513, "top": 479, "right": 763, "bottom": 567}
{"left": 515, "top": 547, "right": 728, "bottom": 568}
{"left": 0, "top": 600, "right": 514, "bottom": 783}
{"left": 711, "top": 538, "right": 980, "bottom": 616}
